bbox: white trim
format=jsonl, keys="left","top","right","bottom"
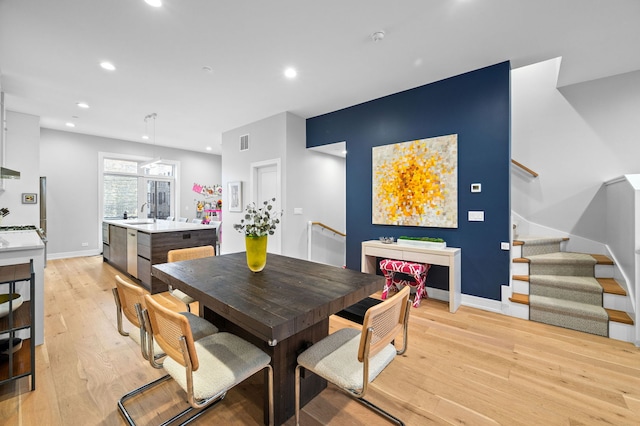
{"left": 249, "top": 158, "right": 282, "bottom": 254}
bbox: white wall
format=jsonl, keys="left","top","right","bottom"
{"left": 285, "top": 116, "right": 345, "bottom": 266}
{"left": 221, "top": 111, "right": 346, "bottom": 264}
{"left": 511, "top": 59, "right": 640, "bottom": 242}
{"left": 39, "top": 128, "right": 221, "bottom": 258}
{"left": 0, "top": 111, "right": 40, "bottom": 226}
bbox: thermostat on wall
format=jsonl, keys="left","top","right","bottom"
{"left": 471, "top": 183, "right": 481, "bottom": 193}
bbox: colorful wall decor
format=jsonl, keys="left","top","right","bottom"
{"left": 193, "top": 183, "right": 222, "bottom": 199}
{"left": 372, "top": 134, "right": 458, "bottom": 228}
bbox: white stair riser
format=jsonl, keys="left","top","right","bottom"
{"left": 512, "top": 262, "right": 529, "bottom": 276}
{"left": 604, "top": 293, "right": 632, "bottom": 311}
{"left": 595, "top": 264, "right": 614, "bottom": 278}
{"left": 512, "top": 279, "right": 529, "bottom": 294}
{"left": 609, "top": 322, "right": 635, "bottom": 343}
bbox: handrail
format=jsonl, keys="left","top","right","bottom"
{"left": 308, "top": 221, "right": 346, "bottom": 262}
{"left": 310, "top": 221, "right": 346, "bottom": 237}
{"left": 511, "top": 159, "right": 538, "bottom": 178}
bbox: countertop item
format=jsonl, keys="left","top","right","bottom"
{"left": 0, "top": 230, "right": 45, "bottom": 252}
{"left": 103, "top": 219, "right": 214, "bottom": 233}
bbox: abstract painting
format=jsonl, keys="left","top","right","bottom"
{"left": 372, "top": 134, "right": 458, "bottom": 228}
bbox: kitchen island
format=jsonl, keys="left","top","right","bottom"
{"left": 103, "top": 219, "right": 217, "bottom": 294}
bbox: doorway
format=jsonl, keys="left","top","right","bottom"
{"left": 251, "top": 159, "right": 281, "bottom": 254}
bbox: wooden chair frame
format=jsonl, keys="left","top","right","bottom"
{"left": 295, "top": 286, "right": 411, "bottom": 426}
{"left": 141, "top": 293, "right": 275, "bottom": 425}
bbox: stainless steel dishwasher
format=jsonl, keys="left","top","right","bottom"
{"left": 126, "top": 229, "right": 138, "bottom": 278}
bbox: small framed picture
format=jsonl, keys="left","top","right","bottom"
{"left": 228, "top": 181, "right": 242, "bottom": 212}
{"left": 22, "top": 193, "right": 37, "bottom": 204}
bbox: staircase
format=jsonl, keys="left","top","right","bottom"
{"left": 508, "top": 236, "right": 634, "bottom": 339}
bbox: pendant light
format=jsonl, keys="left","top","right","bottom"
{"left": 140, "top": 113, "right": 161, "bottom": 168}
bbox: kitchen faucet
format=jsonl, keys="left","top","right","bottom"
{"left": 140, "top": 202, "right": 148, "bottom": 213}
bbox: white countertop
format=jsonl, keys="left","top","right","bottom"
{"left": 104, "top": 219, "right": 217, "bottom": 233}
{"left": 0, "top": 230, "right": 45, "bottom": 252}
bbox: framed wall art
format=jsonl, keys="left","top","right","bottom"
{"left": 372, "top": 134, "right": 458, "bottom": 228}
{"left": 22, "top": 193, "right": 37, "bottom": 204}
{"left": 228, "top": 181, "right": 242, "bottom": 212}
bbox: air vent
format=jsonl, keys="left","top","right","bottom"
{"left": 240, "top": 134, "right": 249, "bottom": 151}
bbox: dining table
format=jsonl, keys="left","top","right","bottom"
{"left": 151, "top": 251, "right": 384, "bottom": 425}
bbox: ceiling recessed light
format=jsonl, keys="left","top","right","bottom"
{"left": 202, "top": 66, "right": 213, "bottom": 73}
{"left": 145, "top": 0, "right": 162, "bottom": 7}
{"left": 205, "top": 146, "right": 212, "bottom": 151}
{"left": 142, "top": 135, "right": 149, "bottom": 140}
{"left": 76, "top": 102, "right": 90, "bottom": 109}
{"left": 284, "top": 67, "right": 297, "bottom": 79}
{"left": 65, "top": 122, "right": 76, "bottom": 128}
{"left": 100, "top": 61, "right": 116, "bottom": 71}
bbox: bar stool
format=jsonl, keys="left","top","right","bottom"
{"left": 379, "top": 259, "right": 431, "bottom": 307}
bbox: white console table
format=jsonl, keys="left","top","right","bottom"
{"left": 361, "top": 240, "right": 461, "bottom": 313}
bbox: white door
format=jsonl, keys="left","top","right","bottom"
{"left": 252, "top": 160, "right": 281, "bottom": 254}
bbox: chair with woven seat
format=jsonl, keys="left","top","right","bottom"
{"left": 295, "top": 286, "right": 411, "bottom": 426}
{"left": 166, "top": 245, "right": 215, "bottom": 312}
{"left": 112, "top": 275, "right": 218, "bottom": 425}
{"left": 142, "top": 293, "right": 275, "bottom": 425}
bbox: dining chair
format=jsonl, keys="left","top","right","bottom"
{"left": 178, "top": 217, "right": 188, "bottom": 222}
{"left": 113, "top": 275, "right": 219, "bottom": 425}
{"left": 166, "top": 245, "right": 215, "bottom": 312}
{"left": 294, "top": 286, "right": 411, "bottom": 426}
{"left": 165, "top": 216, "right": 174, "bottom": 221}
{"left": 142, "top": 293, "right": 275, "bottom": 425}
{"left": 191, "top": 218, "right": 202, "bottom": 224}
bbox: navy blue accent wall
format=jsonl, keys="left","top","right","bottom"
{"left": 306, "top": 62, "right": 510, "bottom": 300}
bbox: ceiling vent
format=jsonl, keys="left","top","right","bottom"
{"left": 240, "top": 134, "right": 249, "bottom": 151}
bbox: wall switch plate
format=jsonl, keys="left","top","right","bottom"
{"left": 501, "top": 242, "right": 510, "bottom": 250}
{"left": 293, "top": 207, "right": 303, "bottom": 215}
{"left": 471, "top": 183, "right": 481, "bottom": 193}
{"left": 468, "top": 211, "right": 484, "bottom": 221}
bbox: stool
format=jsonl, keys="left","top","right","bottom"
{"left": 379, "top": 259, "right": 431, "bottom": 307}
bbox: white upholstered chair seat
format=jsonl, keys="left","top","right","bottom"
{"left": 297, "top": 328, "right": 397, "bottom": 391}
{"left": 169, "top": 288, "right": 195, "bottom": 306}
{"left": 163, "top": 331, "right": 271, "bottom": 401}
{"left": 127, "top": 311, "right": 217, "bottom": 354}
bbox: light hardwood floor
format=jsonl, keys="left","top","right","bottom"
{"left": 1, "top": 256, "right": 639, "bottom": 425}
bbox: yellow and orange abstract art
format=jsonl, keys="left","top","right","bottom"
{"left": 372, "top": 134, "right": 458, "bottom": 228}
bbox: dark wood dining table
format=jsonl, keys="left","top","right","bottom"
{"left": 151, "top": 251, "right": 384, "bottom": 425}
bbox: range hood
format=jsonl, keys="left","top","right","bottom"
{"left": 0, "top": 167, "right": 20, "bottom": 179}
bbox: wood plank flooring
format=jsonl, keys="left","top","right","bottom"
{"left": 1, "top": 256, "right": 639, "bottom": 425}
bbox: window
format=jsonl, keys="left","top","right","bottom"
{"left": 101, "top": 155, "right": 178, "bottom": 220}
{"left": 103, "top": 175, "right": 138, "bottom": 219}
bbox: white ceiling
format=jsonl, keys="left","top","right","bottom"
{"left": 1, "top": 0, "right": 639, "bottom": 156}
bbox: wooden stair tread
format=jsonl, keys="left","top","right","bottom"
{"left": 597, "top": 278, "right": 627, "bottom": 296}
{"left": 509, "top": 293, "right": 529, "bottom": 305}
{"left": 605, "top": 308, "right": 634, "bottom": 325}
{"left": 513, "top": 257, "right": 529, "bottom": 264}
{"left": 512, "top": 275, "right": 530, "bottom": 282}
{"left": 513, "top": 240, "right": 524, "bottom": 246}
{"left": 591, "top": 254, "right": 614, "bottom": 265}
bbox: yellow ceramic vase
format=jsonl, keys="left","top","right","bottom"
{"left": 245, "top": 235, "right": 268, "bottom": 272}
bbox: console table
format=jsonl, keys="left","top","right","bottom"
{"left": 361, "top": 240, "right": 461, "bottom": 313}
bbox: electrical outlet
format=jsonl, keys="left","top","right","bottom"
{"left": 81, "top": 242, "right": 89, "bottom": 247}
{"left": 294, "top": 208, "right": 303, "bottom": 215}
{"left": 501, "top": 242, "right": 510, "bottom": 250}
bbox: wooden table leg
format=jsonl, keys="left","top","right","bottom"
{"left": 203, "top": 306, "right": 329, "bottom": 425}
